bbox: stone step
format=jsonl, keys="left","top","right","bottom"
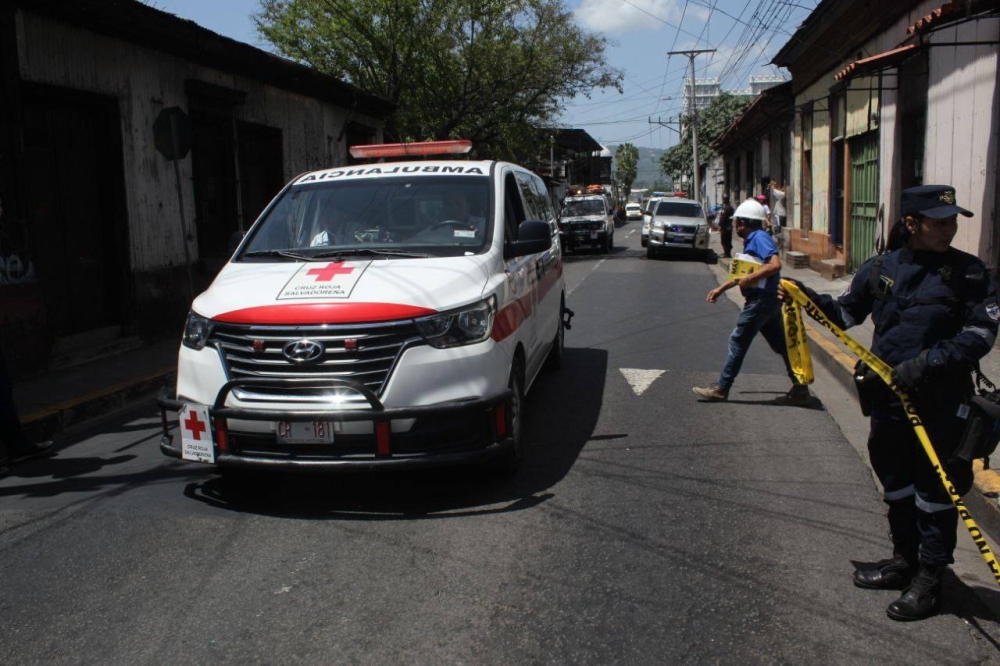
{"left": 785, "top": 250, "right": 810, "bottom": 268}
{"left": 818, "top": 258, "right": 846, "bottom": 280}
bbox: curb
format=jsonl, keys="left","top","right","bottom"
{"left": 21, "top": 367, "right": 176, "bottom": 442}
{"left": 709, "top": 251, "right": 1000, "bottom": 543}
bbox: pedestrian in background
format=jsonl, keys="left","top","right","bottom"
{"left": 692, "top": 199, "right": 811, "bottom": 405}
{"left": 782, "top": 185, "right": 998, "bottom": 621}
{"left": 754, "top": 194, "right": 772, "bottom": 232}
{"left": 718, "top": 196, "right": 735, "bottom": 258}
{"left": 0, "top": 346, "right": 52, "bottom": 475}
{"left": 770, "top": 180, "right": 786, "bottom": 251}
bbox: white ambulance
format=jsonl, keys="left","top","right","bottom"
{"left": 158, "top": 141, "right": 569, "bottom": 473}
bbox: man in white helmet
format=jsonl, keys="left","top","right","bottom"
{"left": 692, "top": 198, "right": 811, "bottom": 405}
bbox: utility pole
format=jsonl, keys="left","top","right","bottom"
{"left": 667, "top": 49, "right": 715, "bottom": 203}
{"left": 648, "top": 116, "right": 681, "bottom": 135}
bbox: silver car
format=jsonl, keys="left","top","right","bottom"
{"left": 640, "top": 197, "right": 663, "bottom": 248}
{"left": 646, "top": 198, "right": 710, "bottom": 260}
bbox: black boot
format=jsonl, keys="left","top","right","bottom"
{"left": 886, "top": 563, "right": 944, "bottom": 621}
{"left": 853, "top": 555, "right": 916, "bottom": 590}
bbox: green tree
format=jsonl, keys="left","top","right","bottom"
{"left": 659, "top": 93, "right": 750, "bottom": 184}
{"left": 614, "top": 143, "right": 639, "bottom": 202}
{"left": 256, "top": 0, "right": 622, "bottom": 162}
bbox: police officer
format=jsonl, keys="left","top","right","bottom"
{"left": 784, "top": 185, "right": 999, "bottom": 621}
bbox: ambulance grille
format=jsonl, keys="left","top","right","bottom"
{"left": 209, "top": 321, "right": 422, "bottom": 402}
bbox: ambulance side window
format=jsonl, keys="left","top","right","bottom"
{"left": 529, "top": 174, "right": 558, "bottom": 236}
{"left": 503, "top": 172, "right": 526, "bottom": 242}
{"left": 515, "top": 171, "right": 546, "bottom": 222}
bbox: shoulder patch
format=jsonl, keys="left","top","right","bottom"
{"left": 986, "top": 298, "right": 1000, "bottom": 322}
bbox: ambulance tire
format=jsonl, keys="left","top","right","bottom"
{"left": 544, "top": 298, "right": 565, "bottom": 371}
{"left": 602, "top": 232, "right": 611, "bottom": 254}
{"left": 492, "top": 362, "right": 525, "bottom": 475}
{"left": 646, "top": 245, "right": 656, "bottom": 259}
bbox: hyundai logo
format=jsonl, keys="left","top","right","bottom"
{"left": 282, "top": 339, "right": 325, "bottom": 364}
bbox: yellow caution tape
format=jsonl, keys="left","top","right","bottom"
{"left": 781, "top": 278, "right": 1000, "bottom": 586}
{"left": 782, "top": 296, "right": 814, "bottom": 385}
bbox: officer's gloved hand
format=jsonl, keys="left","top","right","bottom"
{"left": 781, "top": 278, "right": 821, "bottom": 305}
{"left": 891, "top": 350, "right": 931, "bottom": 393}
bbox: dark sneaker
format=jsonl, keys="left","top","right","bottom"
{"left": 774, "top": 384, "right": 811, "bottom": 406}
{"left": 692, "top": 383, "right": 729, "bottom": 401}
{"left": 10, "top": 440, "right": 53, "bottom": 463}
{"left": 886, "top": 563, "right": 944, "bottom": 621}
{"left": 853, "top": 556, "right": 916, "bottom": 590}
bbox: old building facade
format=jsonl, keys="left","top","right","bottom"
{"left": 0, "top": 0, "right": 393, "bottom": 375}
{"left": 771, "top": 0, "right": 999, "bottom": 274}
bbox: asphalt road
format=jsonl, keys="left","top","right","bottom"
{"left": 3, "top": 220, "right": 1000, "bottom": 664}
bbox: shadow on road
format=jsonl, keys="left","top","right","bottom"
{"left": 178, "top": 346, "right": 610, "bottom": 520}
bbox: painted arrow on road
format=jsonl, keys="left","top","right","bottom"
{"left": 619, "top": 368, "right": 666, "bottom": 396}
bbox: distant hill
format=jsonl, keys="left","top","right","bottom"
{"left": 606, "top": 144, "right": 672, "bottom": 189}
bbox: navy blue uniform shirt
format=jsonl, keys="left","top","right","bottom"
{"left": 815, "top": 246, "right": 998, "bottom": 399}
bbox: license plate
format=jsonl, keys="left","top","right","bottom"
{"left": 276, "top": 421, "right": 334, "bottom": 444}
{"left": 590, "top": 230, "right": 598, "bottom": 239}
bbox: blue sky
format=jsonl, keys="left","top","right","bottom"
{"left": 152, "top": 0, "right": 817, "bottom": 151}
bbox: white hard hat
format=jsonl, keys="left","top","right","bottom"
{"left": 733, "top": 199, "right": 767, "bottom": 221}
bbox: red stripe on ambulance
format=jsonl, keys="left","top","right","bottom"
{"left": 215, "top": 302, "right": 437, "bottom": 325}
{"left": 491, "top": 260, "right": 564, "bottom": 342}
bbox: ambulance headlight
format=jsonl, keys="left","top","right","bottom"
{"left": 182, "top": 311, "right": 213, "bottom": 350}
{"left": 415, "top": 296, "right": 496, "bottom": 348}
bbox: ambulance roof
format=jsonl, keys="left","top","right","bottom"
{"left": 293, "top": 160, "right": 497, "bottom": 186}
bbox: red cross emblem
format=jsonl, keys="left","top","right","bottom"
{"left": 184, "top": 410, "right": 207, "bottom": 441}
{"left": 306, "top": 263, "right": 354, "bottom": 282}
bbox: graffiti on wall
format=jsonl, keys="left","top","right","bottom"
{"left": 0, "top": 201, "right": 38, "bottom": 285}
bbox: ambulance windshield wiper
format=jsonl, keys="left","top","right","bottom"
{"left": 309, "top": 248, "right": 431, "bottom": 259}
{"left": 242, "top": 249, "right": 315, "bottom": 261}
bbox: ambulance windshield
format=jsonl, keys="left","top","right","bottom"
{"left": 561, "top": 198, "right": 605, "bottom": 217}
{"left": 241, "top": 176, "right": 491, "bottom": 259}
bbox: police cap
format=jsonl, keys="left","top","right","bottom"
{"left": 901, "top": 184, "right": 973, "bottom": 219}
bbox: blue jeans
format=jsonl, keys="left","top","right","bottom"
{"left": 718, "top": 294, "right": 797, "bottom": 390}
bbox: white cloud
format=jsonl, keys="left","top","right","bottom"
{"left": 574, "top": 0, "right": 699, "bottom": 35}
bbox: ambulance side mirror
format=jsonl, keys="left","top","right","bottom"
{"left": 504, "top": 220, "right": 552, "bottom": 260}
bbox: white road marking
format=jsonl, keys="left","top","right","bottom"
{"left": 620, "top": 368, "right": 667, "bottom": 396}
{"left": 626, "top": 230, "right": 636, "bottom": 238}
{"left": 567, "top": 258, "right": 606, "bottom": 296}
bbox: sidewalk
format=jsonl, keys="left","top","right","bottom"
{"left": 706, "top": 229, "right": 1000, "bottom": 540}
{"left": 14, "top": 339, "right": 177, "bottom": 441}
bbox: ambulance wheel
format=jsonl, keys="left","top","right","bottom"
{"left": 602, "top": 233, "right": 610, "bottom": 254}
{"left": 545, "top": 298, "right": 565, "bottom": 371}
{"left": 647, "top": 245, "right": 656, "bottom": 259}
{"left": 493, "top": 363, "right": 525, "bottom": 475}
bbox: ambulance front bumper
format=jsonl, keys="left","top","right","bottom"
{"left": 158, "top": 378, "right": 514, "bottom": 471}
